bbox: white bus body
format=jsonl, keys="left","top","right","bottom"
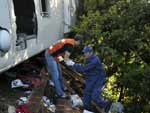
{"left": 0, "top": 0, "right": 77, "bottom": 73}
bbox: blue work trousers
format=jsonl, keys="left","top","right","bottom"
{"left": 83, "top": 75, "right": 109, "bottom": 110}
{"left": 45, "top": 50, "right": 65, "bottom": 96}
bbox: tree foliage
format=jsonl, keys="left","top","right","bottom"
{"left": 73, "top": 0, "right": 150, "bottom": 112}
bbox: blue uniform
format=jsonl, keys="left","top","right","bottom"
{"left": 73, "top": 54, "right": 109, "bottom": 110}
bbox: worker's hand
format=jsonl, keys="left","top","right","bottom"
{"left": 65, "top": 59, "right": 75, "bottom": 66}
{"left": 58, "top": 56, "right": 64, "bottom": 62}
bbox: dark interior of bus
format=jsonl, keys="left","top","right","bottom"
{"left": 13, "top": 0, "right": 37, "bottom": 36}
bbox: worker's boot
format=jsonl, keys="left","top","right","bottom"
{"left": 104, "top": 101, "right": 112, "bottom": 113}
{"left": 83, "top": 109, "right": 94, "bottom": 113}
{"left": 58, "top": 93, "right": 69, "bottom": 99}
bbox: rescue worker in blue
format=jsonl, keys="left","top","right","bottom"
{"left": 71, "top": 46, "right": 112, "bottom": 112}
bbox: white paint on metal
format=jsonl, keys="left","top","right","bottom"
{"left": 0, "top": 0, "right": 76, "bottom": 73}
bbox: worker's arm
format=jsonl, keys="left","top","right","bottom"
{"left": 73, "top": 57, "right": 99, "bottom": 72}
{"left": 64, "top": 51, "right": 71, "bottom": 61}
{"left": 63, "top": 44, "right": 74, "bottom": 61}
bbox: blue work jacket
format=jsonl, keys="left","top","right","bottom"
{"left": 73, "top": 54, "right": 106, "bottom": 79}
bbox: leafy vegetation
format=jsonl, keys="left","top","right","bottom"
{"left": 72, "top": 0, "right": 150, "bottom": 112}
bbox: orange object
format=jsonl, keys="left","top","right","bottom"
{"left": 48, "top": 39, "right": 75, "bottom": 61}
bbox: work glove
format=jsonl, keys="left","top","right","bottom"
{"left": 58, "top": 56, "right": 64, "bottom": 62}
{"left": 65, "top": 59, "right": 75, "bottom": 66}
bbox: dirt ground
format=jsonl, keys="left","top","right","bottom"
{"left": 0, "top": 54, "right": 83, "bottom": 113}
{"left": 0, "top": 75, "right": 25, "bottom": 112}
{"left": 0, "top": 55, "right": 45, "bottom": 112}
